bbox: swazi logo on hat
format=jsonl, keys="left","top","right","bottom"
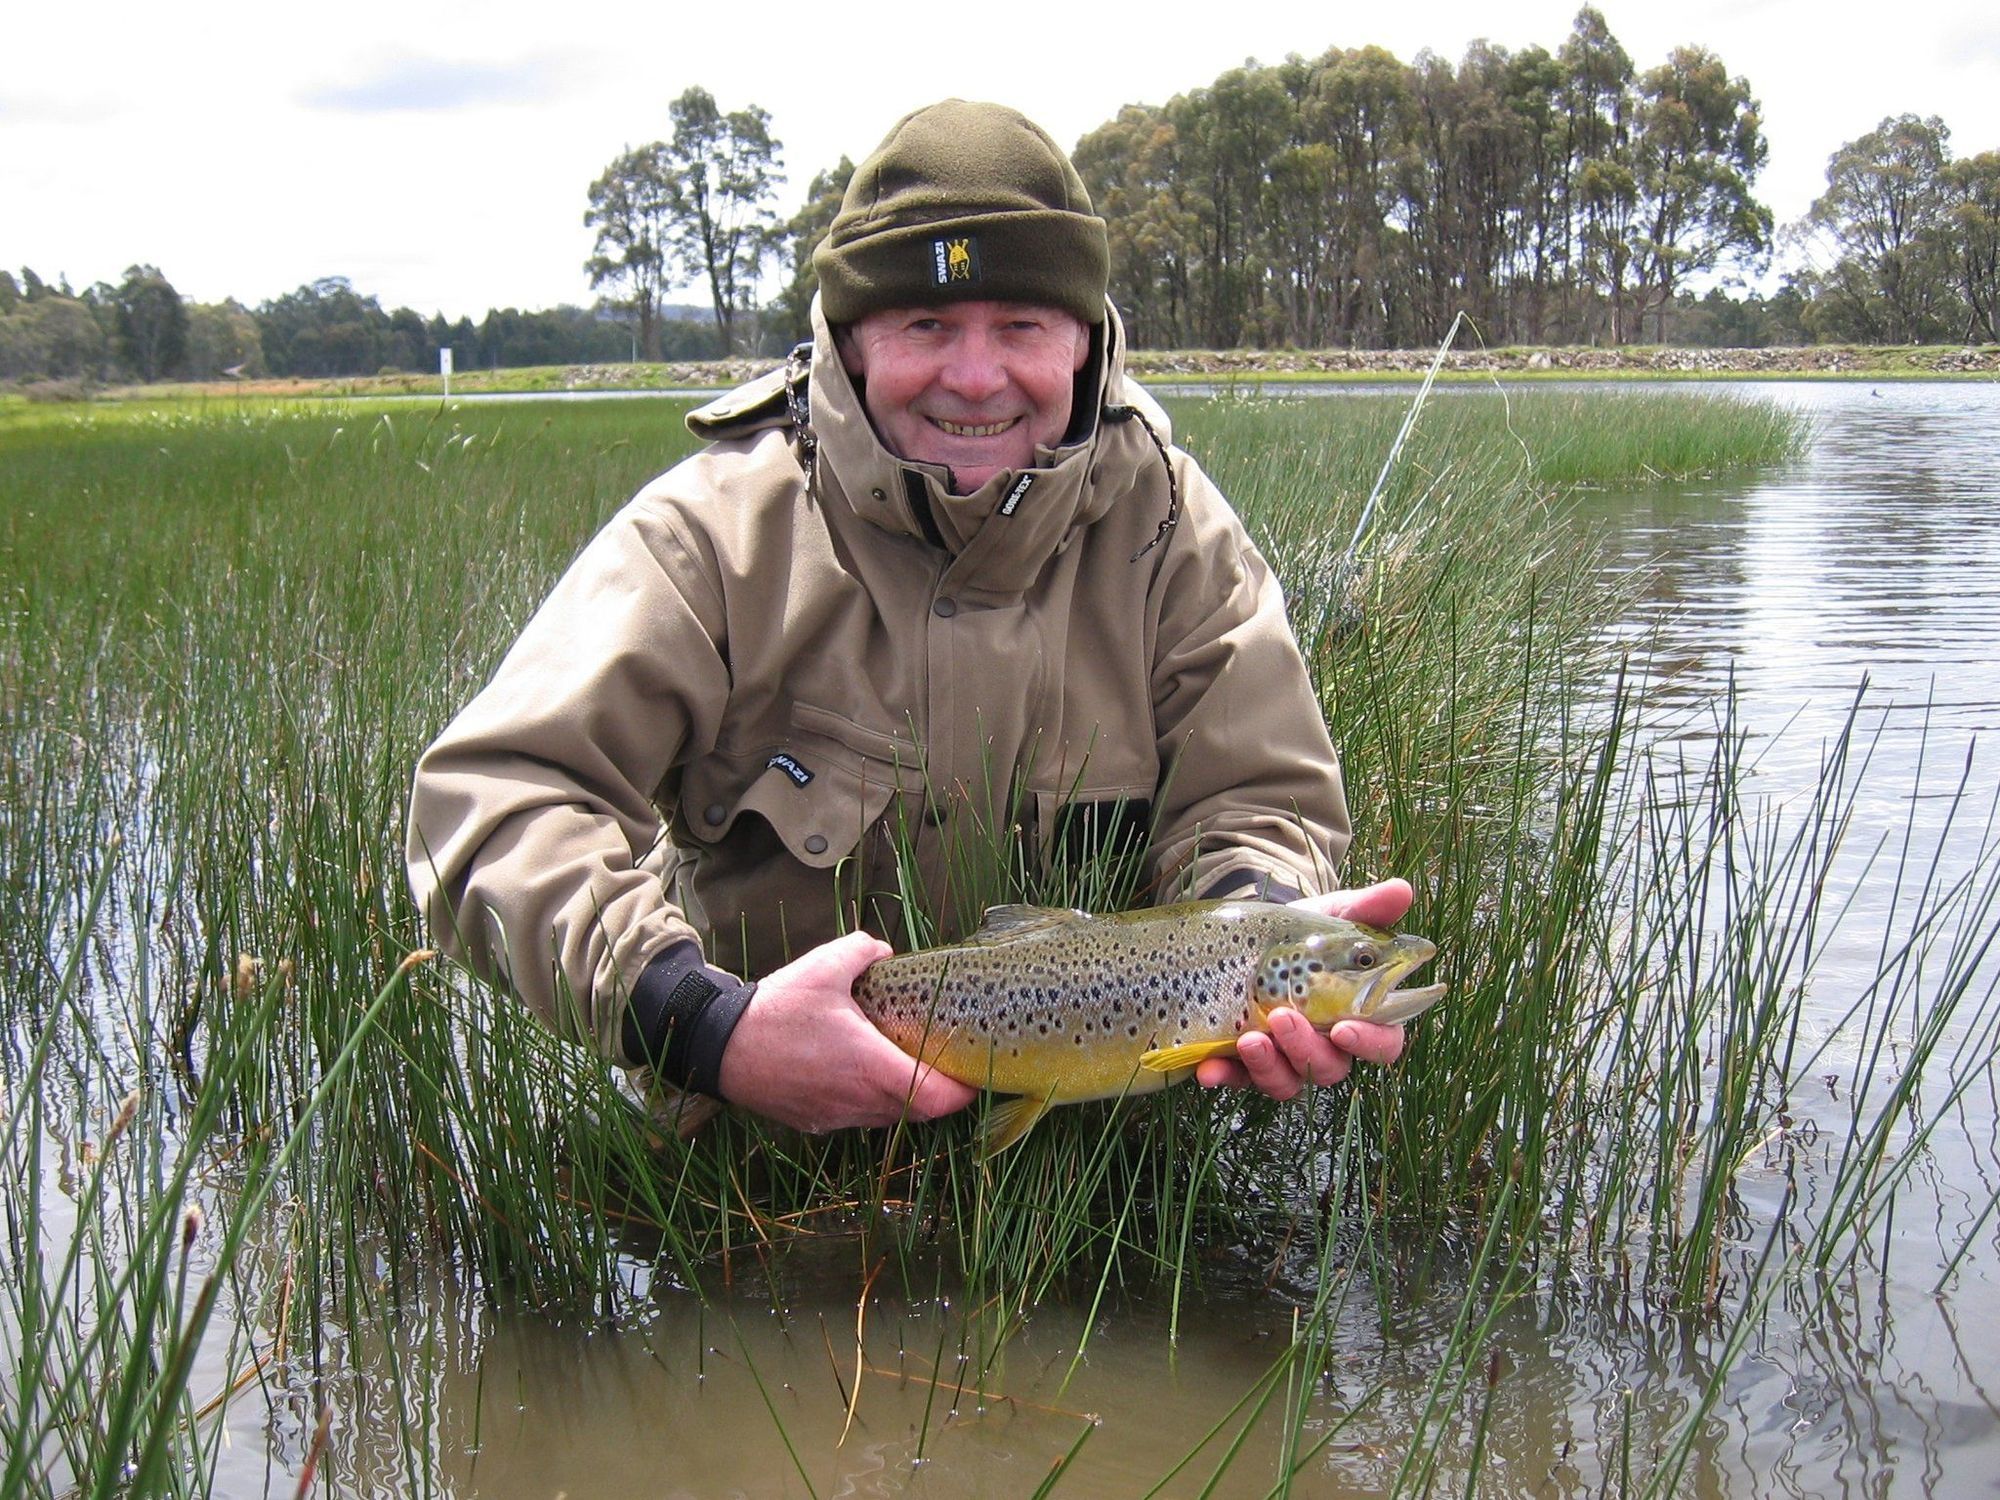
{"left": 931, "top": 235, "right": 981, "bottom": 287}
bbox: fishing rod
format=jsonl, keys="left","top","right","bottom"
{"left": 1342, "top": 309, "right": 1469, "bottom": 573}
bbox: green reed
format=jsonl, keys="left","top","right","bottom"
{"left": 4, "top": 387, "right": 1991, "bottom": 1496}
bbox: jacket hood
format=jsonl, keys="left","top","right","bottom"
{"left": 800, "top": 296, "right": 1174, "bottom": 602}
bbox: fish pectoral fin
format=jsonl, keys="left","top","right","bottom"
{"left": 1138, "top": 1038, "right": 1241, "bottom": 1073}
{"left": 978, "top": 1093, "right": 1053, "bottom": 1158}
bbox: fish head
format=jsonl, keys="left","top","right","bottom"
{"left": 1251, "top": 920, "right": 1445, "bottom": 1027}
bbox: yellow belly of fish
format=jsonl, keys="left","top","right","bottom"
{"left": 908, "top": 1029, "right": 1192, "bottom": 1105}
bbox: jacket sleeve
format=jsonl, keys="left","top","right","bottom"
{"left": 1144, "top": 455, "right": 1351, "bottom": 900}
{"left": 405, "top": 484, "right": 730, "bottom": 1063}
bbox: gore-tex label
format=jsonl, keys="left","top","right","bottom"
{"left": 999, "top": 473, "right": 1034, "bottom": 516}
{"left": 767, "top": 753, "right": 814, "bottom": 787}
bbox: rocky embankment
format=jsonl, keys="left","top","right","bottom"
{"left": 1122, "top": 344, "right": 2000, "bottom": 377}
{"left": 535, "top": 343, "right": 2000, "bottom": 390}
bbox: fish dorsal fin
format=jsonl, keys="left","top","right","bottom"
{"left": 966, "top": 904, "right": 1090, "bottom": 946}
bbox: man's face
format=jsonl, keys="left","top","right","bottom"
{"left": 837, "top": 301, "right": 1092, "bottom": 494}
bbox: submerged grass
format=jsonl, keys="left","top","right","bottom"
{"left": 2, "top": 387, "right": 1991, "bottom": 1495}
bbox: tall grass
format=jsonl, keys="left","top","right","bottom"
{"left": 3, "top": 387, "right": 1992, "bottom": 1495}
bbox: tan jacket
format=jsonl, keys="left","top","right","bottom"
{"left": 407, "top": 302, "right": 1350, "bottom": 1062}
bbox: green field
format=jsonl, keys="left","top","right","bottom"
{"left": 5, "top": 389, "right": 1994, "bottom": 1496}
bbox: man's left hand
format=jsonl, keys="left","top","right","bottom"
{"left": 1194, "top": 878, "right": 1414, "bottom": 1100}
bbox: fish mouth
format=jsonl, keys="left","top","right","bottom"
{"left": 1365, "top": 981, "right": 1448, "bottom": 1025}
{"left": 1354, "top": 941, "right": 1447, "bottom": 1025}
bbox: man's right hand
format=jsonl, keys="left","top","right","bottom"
{"left": 715, "top": 931, "right": 978, "bottom": 1134}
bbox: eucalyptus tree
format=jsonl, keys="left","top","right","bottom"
{"left": 1401, "top": 41, "right": 1537, "bottom": 344}
{"left": 1262, "top": 140, "right": 1345, "bottom": 345}
{"left": 1074, "top": 103, "right": 1203, "bottom": 348}
{"left": 183, "top": 301, "right": 266, "bottom": 380}
{"left": 111, "top": 264, "right": 189, "bottom": 382}
{"left": 1502, "top": 45, "right": 1569, "bottom": 343}
{"left": 1942, "top": 151, "right": 2000, "bottom": 342}
{"left": 1629, "top": 47, "right": 1770, "bottom": 341}
{"left": 661, "top": 86, "right": 784, "bottom": 355}
{"left": 1301, "top": 45, "right": 1411, "bottom": 347}
{"left": 1560, "top": 7, "right": 1638, "bottom": 342}
{"left": 1173, "top": 65, "right": 1296, "bottom": 346}
{"left": 584, "top": 141, "right": 677, "bottom": 360}
{"left": 1801, "top": 115, "right": 1956, "bottom": 343}
{"left": 0, "top": 294, "right": 105, "bottom": 380}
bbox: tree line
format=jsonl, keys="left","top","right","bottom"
{"left": 5, "top": 11, "right": 1996, "bottom": 389}
{"left": 1067, "top": 11, "right": 1996, "bottom": 349}
{"left": 0, "top": 267, "right": 728, "bottom": 388}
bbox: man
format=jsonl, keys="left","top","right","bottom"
{"left": 407, "top": 99, "right": 1410, "bottom": 1135}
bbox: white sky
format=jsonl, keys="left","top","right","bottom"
{"left": 4, "top": 0, "right": 1996, "bottom": 320}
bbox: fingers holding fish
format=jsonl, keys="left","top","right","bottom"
{"left": 1203, "top": 1007, "right": 1360, "bottom": 1099}
{"left": 1287, "top": 877, "right": 1414, "bottom": 929}
{"left": 1329, "top": 1017, "right": 1406, "bottom": 1067}
{"left": 719, "top": 930, "right": 980, "bottom": 1133}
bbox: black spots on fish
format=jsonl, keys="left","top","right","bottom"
{"left": 1126, "top": 1022, "right": 1140, "bottom": 1039}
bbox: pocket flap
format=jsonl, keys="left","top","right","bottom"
{"left": 680, "top": 736, "right": 905, "bottom": 871}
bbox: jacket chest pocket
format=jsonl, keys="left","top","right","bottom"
{"left": 1025, "top": 738, "right": 1162, "bottom": 904}
{"left": 677, "top": 705, "right": 917, "bottom": 872}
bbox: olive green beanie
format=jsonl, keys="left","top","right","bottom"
{"left": 814, "top": 99, "right": 1109, "bottom": 326}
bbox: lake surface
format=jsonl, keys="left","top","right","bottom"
{"left": 191, "top": 380, "right": 1996, "bottom": 1496}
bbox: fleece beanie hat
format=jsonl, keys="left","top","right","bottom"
{"left": 814, "top": 99, "right": 1109, "bottom": 326}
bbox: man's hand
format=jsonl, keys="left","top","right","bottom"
{"left": 1195, "top": 878, "right": 1416, "bottom": 1100}
{"left": 716, "top": 931, "right": 978, "bottom": 1133}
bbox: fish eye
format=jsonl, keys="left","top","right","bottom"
{"left": 1353, "top": 945, "right": 1378, "bottom": 969}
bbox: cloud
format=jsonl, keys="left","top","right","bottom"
{"left": 300, "top": 55, "right": 570, "bottom": 113}
{"left": 1939, "top": 21, "right": 2000, "bottom": 67}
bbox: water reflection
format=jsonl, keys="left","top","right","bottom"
{"left": 1583, "top": 383, "right": 2000, "bottom": 748}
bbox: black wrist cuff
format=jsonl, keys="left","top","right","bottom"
{"left": 622, "top": 943, "right": 757, "bottom": 1098}
{"left": 1202, "top": 869, "right": 1304, "bottom": 905}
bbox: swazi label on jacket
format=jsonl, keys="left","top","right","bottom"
{"left": 931, "top": 235, "right": 980, "bottom": 287}
{"left": 999, "top": 473, "right": 1034, "bottom": 516}
{"left": 767, "top": 753, "right": 815, "bottom": 787}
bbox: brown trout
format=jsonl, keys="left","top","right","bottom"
{"left": 852, "top": 900, "right": 1445, "bottom": 1154}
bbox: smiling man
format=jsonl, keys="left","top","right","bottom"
{"left": 408, "top": 100, "right": 1411, "bottom": 1136}
{"left": 834, "top": 302, "right": 1089, "bottom": 493}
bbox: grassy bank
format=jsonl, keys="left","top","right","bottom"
{"left": 4, "top": 389, "right": 1994, "bottom": 1495}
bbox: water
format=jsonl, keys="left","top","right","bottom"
{"left": 1583, "top": 384, "right": 2000, "bottom": 1046}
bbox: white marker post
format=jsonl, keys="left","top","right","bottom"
{"left": 440, "top": 346, "right": 453, "bottom": 400}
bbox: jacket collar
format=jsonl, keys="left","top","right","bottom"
{"left": 806, "top": 298, "right": 1173, "bottom": 602}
